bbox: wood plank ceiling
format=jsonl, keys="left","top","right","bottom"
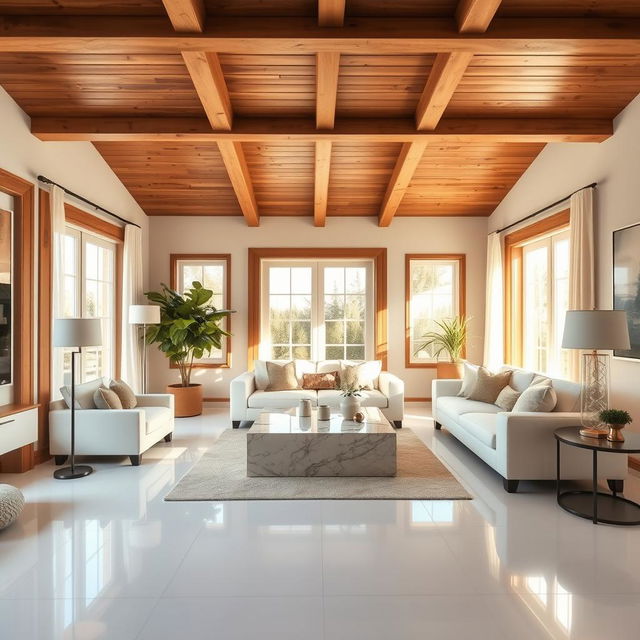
{"left": 0, "top": 2, "right": 640, "bottom": 224}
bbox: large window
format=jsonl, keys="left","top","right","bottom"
{"left": 260, "top": 260, "right": 374, "bottom": 361}
{"left": 506, "top": 211, "right": 571, "bottom": 378}
{"left": 406, "top": 255, "right": 465, "bottom": 367}
{"left": 171, "top": 254, "right": 231, "bottom": 367}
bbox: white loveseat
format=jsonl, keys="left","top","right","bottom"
{"left": 231, "top": 360, "right": 404, "bottom": 428}
{"left": 432, "top": 366, "right": 627, "bottom": 493}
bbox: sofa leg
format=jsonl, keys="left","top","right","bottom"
{"left": 54, "top": 455, "right": 68, "bottom": 465}
{"left": 393, "top": 420, "right": 402, "bottom": 429}
{"left": 232, "top": 421, "right": 240, "bottom": 429}
{"left": 503, "top": 478, "right": 519, "bottom": 493}
{"left": 607, "top": 479, "right": 624, "bottom": 494}
{"left": 130, "top": 455, "right": 142, "bottom": 466}
{"left": 164, "top": 432, "right": 173, "bottom": 443}
{"left": 434, "top": 421, "right": 442, "bottom": 430}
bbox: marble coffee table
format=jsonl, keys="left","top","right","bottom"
{"left": 246, "top": 407, "right": 397, "bottom": 477}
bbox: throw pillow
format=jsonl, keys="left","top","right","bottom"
{"left": 266, "top": 361, "right": 299, "bottom": 391}
{"left": 467, "top": 367, "right": 512, "bottom": 404}
{"left": 60, "top": 378, "right": 104, "bottom": 409}
{"left": 339, "top": 361, "right": 380, "bottom": 391}
{"left": 302, "top": 371, "right": 339, "bottom": 390}
{"left": 495, "top": 385, "right": 521, "bottom": 412}
{"left": 512, "top": 382, "right": 557, "bottom": 413}
{"left": 458, "top": 362, "right": 479, "bottom": 397}
{"left": 109, "top": 379, "right": 137, "bottom": 409}
{"left": 94, "top": 386, "right": 123, "bottom": 410}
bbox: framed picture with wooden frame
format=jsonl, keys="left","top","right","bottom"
{"left": 613, "top": 221, "right": 640, "bottom": 360}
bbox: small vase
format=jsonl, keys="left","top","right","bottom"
{"left": 606, "top": 423, "right": 626, "bottom": 443}
{"left": 340, "top": 395, "right": 360, "bottom": 420}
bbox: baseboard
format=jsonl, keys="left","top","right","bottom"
{"left": 405, "top": 397, "right": 431, "bottom": 402}
{"left": 630, "top": 456, "right": 640, "bottom": 472}
{"left": 203, "top": 397, "right": 230, "bottom": 402}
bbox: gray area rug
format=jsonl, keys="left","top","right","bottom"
{"left": 165, "top": 429, "right": 471, "bottom": 501}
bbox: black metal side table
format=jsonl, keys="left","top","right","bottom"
{"left": 554, "top": 427, "right": 640, "bottom": 525}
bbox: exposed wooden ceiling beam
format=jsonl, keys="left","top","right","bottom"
{"left": 379, "top": 142, "right": 427, "bottom": 227}
{"left": 318, "top": 0, "right": 346, "bottom": 27}
{"left": 415, "top": 52, "right": 473, "bottom": 130}
{"left": 217, "top": 140, "right": 259, "bottom": 227}
{"left": 314, "top": 141, "right": 332, "bottom": 227}
{"left": 161, "top": 0, "right": 205, "bottom": 33}
{"left": 2, "top": 17, "right": 640, "bottom": 55}
{"left": 457, "top": 0, "right": 503, "bottom": 33}
{"left": 182, "top": 51, "right": 232, "bottom": 130}
{"left": 316, "top": 52, "right": 340, "bottom": 130}
{"left": 32, "top": 117, "right": 613, "bottom": 143}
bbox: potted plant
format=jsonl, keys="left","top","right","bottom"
{"left": 598, "top": 409, "right": 632, "bottom": 443}
{"left": 340, "top": 384, "right": 364, "bottom": 420}
{"left": 144, "top": 281, "right": 233, "bottom": 417}
{"left": 414, "top": 316, "right": 470, "bottom": 379}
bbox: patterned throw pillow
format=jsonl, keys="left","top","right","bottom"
{"left": 302, "top": 371, "right": 339, "bottom": 390}
{"left": 265, "top": 361, "right": 300, "bottom": 391}
{"left": 339, "top": 361, "right": 379, "bottom": 391}
{"left": 467, "top": 367, "right": 512, "bottom": 404}
{"left": 109, "top": 379, "right": 137, "bottom": 409}
{"left": 94, "top": 386, "right": 124, "bottom": 410}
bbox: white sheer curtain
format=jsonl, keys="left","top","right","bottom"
{"left": 567, "top": 187, "right": 595, "bottom": 381}
{"left": 51, "top": 186, "right": 66, "bottom": 397}
{"left": 483, "top": 231, "right": 504, "bottom": 370}
{"left": 120, "top": 224, "right": 144, "bottom": 392}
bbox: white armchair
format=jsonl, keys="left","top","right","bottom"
{"left": 49, "top": 394, "right": 175, "bottom": 466}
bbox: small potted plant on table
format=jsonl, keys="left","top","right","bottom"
{"left": 144, "top": 281, "right": 233, "bottom": 417}
{"left": 414, "top": 316, "right": 470, "bottom": 379}
{"left": 340, "top": 384, "right": 364, "bottom": 420}
{"left": 598, "top": 409, "right": 633, "bottom": 443}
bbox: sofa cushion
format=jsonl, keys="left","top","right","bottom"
{"left": 495, "top": 385, "right": 520, "bottom": 412}
{"left": 109, "top": 379, "right": 137, "bottom": 409}
{"left": 144, "top": 406, "right": 172, "bottom": 435}
{"left": 458, "top": 361, "right": 479, "bottom": 397}
{"left": 254, "top": 360, "right": 315, "bottom": 390}
{"left": 266, "top": 361, "right": 299, "bottom": 391}
{"left": 457, "top": 413, "right": 498, "bottom": 449}
{"left": 468, "top": 367, "right": 512, "bottom": 404}
{"left": 499, "top": 367, "right": 535, "bottom": 393}
{"left": 339, "top": 360, "right": 382, "bottom": 391}
{"left": 60, "top": 378, "right": 104, "bottom": 409}
{"left": 302, "top": 371, "right": 339, "bottom": 390}
{"left": 318, "top": 389, "right": 388, "bottom": 409}
{"left": 94, "top": 386, "right": 123, "bottom": 410}
{"left": 512, "top": 382, "right": 557, "bottom": 413}
{"left": 248, "top": 389, "right": 317, "bottom": 409}
{"left": 437, "top": 396, "right": 501, "bottom": 418}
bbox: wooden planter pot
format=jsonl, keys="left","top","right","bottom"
{"left": 167, "top": 383, "right": 203, "bottom": 417}
{"left": 436, "top": 362, "right": 464, "bottom": 379}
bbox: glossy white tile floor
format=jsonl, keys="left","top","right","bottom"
{"left": 2, "top": 405, "right": 640, "bottom": 639}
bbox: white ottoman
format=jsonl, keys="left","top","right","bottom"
{"left": 0, "top": 484, "right": 24, "bottom": 531}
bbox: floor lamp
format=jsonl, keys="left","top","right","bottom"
{"left": 129, "top": 305, "right": 160, "bottom": 394}
{"left": 53, "top": 318, "right": 102, "bottom": 480}
{"left": 561, "top": 310, "right": 630, "bottom": 429}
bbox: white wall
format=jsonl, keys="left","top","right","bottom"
{"left": 148, "top": 215, "right": 487, "bottom": 400}
{"left": 489, "top": 92, "right": 640, "bottom": 435}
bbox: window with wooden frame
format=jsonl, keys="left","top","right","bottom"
{"left": 170, "top": 254, "right": 231, "bottom": 368}
{"left": 405, "top": 254, "right": 466, "bottom": 367}
{"left": 505, "top": 210, "right": 571, "bottom": 378}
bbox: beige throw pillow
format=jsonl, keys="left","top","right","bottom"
{"left": 266, "top": 361, "right": 299, "bottom": 391}
{"left": 512, "top": 382, "right": 557, "bottom": 413}
{"left": 94, "top": 386, "right": 123, "bottom": 410}
{"left": 110, "top": 379, "right": 137, "bottom": 409}
{"left": 458, "top": 362, "right": 479, "bottom": 397}
{"left": 495, "top": 385, "right": 521, "bottom": 412}
{"left": 339, "top": 362, "right": 377, "bottom": 391}
{"left": 60, "top": 378, "right": 104, "bottom": 409}
{"left": 467, "top": 367, "right": 512, "bottom": 404}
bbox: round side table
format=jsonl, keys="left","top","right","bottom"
{"left": 554, "top": 427, "right": 640, "bottom": 526}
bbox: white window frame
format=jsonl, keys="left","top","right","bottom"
{"left": 259, "top": 259, "right": 374, "bottom": 361}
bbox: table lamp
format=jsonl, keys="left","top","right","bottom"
{"left": 561, "top": 310, "right": 630, "bottom": 429}
{"left": 129, "top": 304, "right": 160, "bottom": 394}
{"left": 53, "top": 317, "right": 102, "bottom": 479}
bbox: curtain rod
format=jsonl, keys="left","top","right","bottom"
{"left": 493, "top": 182, "right": 597, "bottom": 236}
{"left": 37, "top": 175, "right": 141, "bottom": 229}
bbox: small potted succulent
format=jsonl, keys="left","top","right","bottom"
{"left": 340, "top": 384, "right": 364, "bottom": 420}
{"left": 598, "top": 409, "right": 632, "bottom": 443}
{"left": 414, "top": 316, "right": 470, "bottom": 379}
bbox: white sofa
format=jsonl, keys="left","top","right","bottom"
{"left": 50, "top": 393, "right": 175, "bottom": 466}
{"left": 432, "top": 366, "right": 627, "bottom": 493}
{"left": 231, "top": 360, "right": 404, "bottom": 428}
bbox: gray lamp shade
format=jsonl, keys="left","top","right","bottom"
{"left": 561, "top": 310, "right": 630, "bottom": 350}
{"left": 129, "top": 304, "right": 160, "bottom": 325}
{"left": 53, "top": 318, "right": 103, "bottom": 348}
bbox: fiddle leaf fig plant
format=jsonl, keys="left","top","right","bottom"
{"left": 144, "top": 281, "right": 233, "bottom": 387}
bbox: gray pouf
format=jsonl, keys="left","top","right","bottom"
{"left": 0, "top": 484, "right": 25, "bottom": 531}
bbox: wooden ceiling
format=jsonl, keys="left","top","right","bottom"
{"left": 0, "top": 2, "right": 639, "bottom": 224}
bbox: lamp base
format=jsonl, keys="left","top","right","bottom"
{"left": 54, "top": 465, "right": 93, "bottom": 480}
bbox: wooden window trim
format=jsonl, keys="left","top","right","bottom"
{"left": 170, "top": 253, "right": 232, "bottom": 369}
{"left": 405, "top": 253, "right": 466, "bottom": 369}
{"left": 38, "top": 190, "right": 124, "bottom": 465}
{"left": 248, "top": 248, "right": 387, "bottom": 369}
{"left": 503, "top": 209, "right": 570, "bottom": 365}
{"left": 0, "top": 169, "right": 36, "bottom": 473}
